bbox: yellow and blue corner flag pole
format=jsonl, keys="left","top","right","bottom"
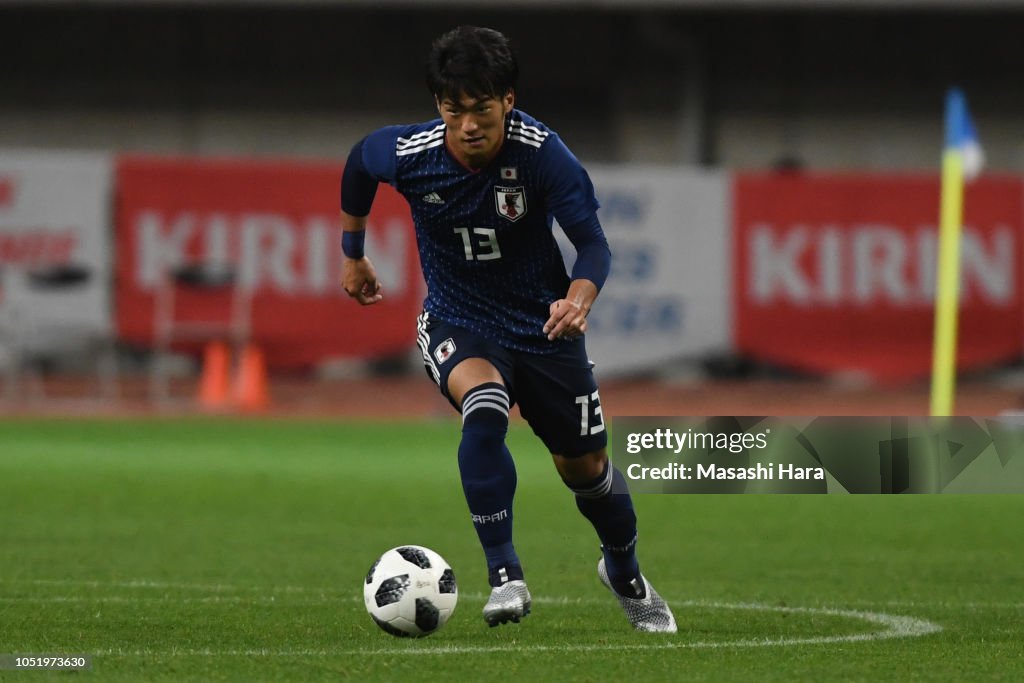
{"left": 930, "top": 88, "right": 984, "bottom": 416}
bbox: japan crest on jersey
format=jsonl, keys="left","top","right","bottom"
{"left": 495, "top": 186, "right": 527, "bottom": 222}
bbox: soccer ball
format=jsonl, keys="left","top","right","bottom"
{"left": 363, "top": 545, "right": 458, "bottom": 637}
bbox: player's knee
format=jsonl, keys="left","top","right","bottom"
{"left": 448, "top": 358, "right": 503, "bottom": 407}
{"left": 460, "top": 382, "right": 510, "bottom": 437}
{"left": 553, "top": 449, "right": 608, "bottom": 489}
{"left": 558, "top": 451, "right": 616, "bottom": 501}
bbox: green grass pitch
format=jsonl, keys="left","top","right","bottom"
{"left": 0, "top": 418, "right": 1021, "bottom": 681}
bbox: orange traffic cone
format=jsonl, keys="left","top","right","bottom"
{"left": 233, "top": 343, "right": 270, "bottom": 411}
{"left": 198, "top": 341, "right": 231, "bottom": 410}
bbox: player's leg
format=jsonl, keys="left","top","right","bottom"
{"left": 416, "top": 313, "right": 527, "bottom": 626}
{"left": 552, "top": 448, "right": 676, "bottom": 633}
{"left": 447, "top": 358, "right": 531, "bottom": 626}
{"left": 515, "top": 343, "right": 675, "bottom": 632}
{"left": 513, "top": 349, "right": 637, "bottom": 585}
{"left": 448, "top": 358, "right": 522, "bottom": 580}
{"left": 551, "top": 448, "right": 639, "bottom": 592}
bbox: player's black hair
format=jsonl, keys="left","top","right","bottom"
{"left": 426, "top": 26, "right": 519, "bottom": 102}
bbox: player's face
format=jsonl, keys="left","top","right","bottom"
{"left": 437, "top": 91, "right": 514, "bottom": 169}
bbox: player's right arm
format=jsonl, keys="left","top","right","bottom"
{"left": 341, "top": 211, "right": 382, "bottom": 306}
{"left": 339, "top": 129, "right": 402, "bottom": 306}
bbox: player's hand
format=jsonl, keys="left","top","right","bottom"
{"left": 341, "top": 256, "right": 384, "bottom": 305}
{"left": 544, "top": 298, "right": 588, "bottom": 341}
{"left": 544, "top": 279, "right": 599, "bottom": 341}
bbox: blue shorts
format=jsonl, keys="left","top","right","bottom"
{"left": 416, "top": 311, "right": 608, "bottom": 458}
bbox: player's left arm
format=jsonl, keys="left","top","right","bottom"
{"left": 537, "top": 134, "right": 611, "bottom": 340}
{"left": 543, "top": 213, "right": 610, "bottom": 340}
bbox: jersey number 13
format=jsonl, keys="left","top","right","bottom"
{"left": 454, "top": 227, "right": 502, "bottom": 261}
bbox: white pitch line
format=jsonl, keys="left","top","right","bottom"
{"left": 6, "top": 591, "right": 1019, "bottom": 612}
{"left": 838, "top": 599, "right": 1024, "bottom": 610}
{"left": 78, "top": 602, "right": 945, "bottom": 657}
{"left": 0, "top": 596, "right": 302, "bottom": 605}
{"left": 0, "top": 593, "right": 608, "bottom": 607}
{"left": 1, "top": 580, "right": 945, "bottom": 655}
{"left": 2, "top": 579, "right": 1017, "bottom": 612}
{"left": 5, "top": 578, "right": 331, "bottom": 595}
{"left": 4, "top": 579, "right": 1019, "bottom": 611}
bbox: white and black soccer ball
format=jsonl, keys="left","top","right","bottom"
{"left": 363, "top": 545, "right": 458, "bottom": 637}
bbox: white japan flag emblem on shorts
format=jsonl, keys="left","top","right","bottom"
{"left": 434, "top": 338, "right": 457, "bottom": 364}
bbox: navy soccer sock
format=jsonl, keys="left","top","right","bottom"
{"left": 570, "top": 460, "right": 644, "bottom": 597}
{"left": 457, "top": 382, "right": 522, "bottom": 587}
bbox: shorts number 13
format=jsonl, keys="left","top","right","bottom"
{"left": 575, "top": 391, "right": 605, "bottom": 436}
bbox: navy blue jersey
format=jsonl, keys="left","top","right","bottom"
{"left": 357, "top": 109, "right": 600, "bottom": 354}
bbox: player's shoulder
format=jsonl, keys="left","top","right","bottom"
{"left": 365, "top": 118, "right": 446, "bottom": 159}
{"left": 360, "top": 118, "right": 445, "bottom": 180}
{"left": 393, "top": 119, "right": 446, "bottom": 158}
{"left": 506, "top": 109, "right": 556, "bottom": 151}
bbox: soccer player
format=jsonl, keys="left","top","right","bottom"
{"left": 340, "top": 25, "right": 676, "bottom": 633}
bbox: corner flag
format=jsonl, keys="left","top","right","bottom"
{"left": 930, "top": 88, "right": 983, "bottom": 416}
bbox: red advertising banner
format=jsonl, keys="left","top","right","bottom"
{"left": 116, "top": 155, "right": 422, "bottom": 369}
{"left": 733, "top": 173, "right": 1023, "bottom": 381}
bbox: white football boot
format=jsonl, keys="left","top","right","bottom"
{"left": 597, "top": 557, "right": 677, "bottom": 633}
{"left": 482, "top": 580, "right": 532, "bottom": 627}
